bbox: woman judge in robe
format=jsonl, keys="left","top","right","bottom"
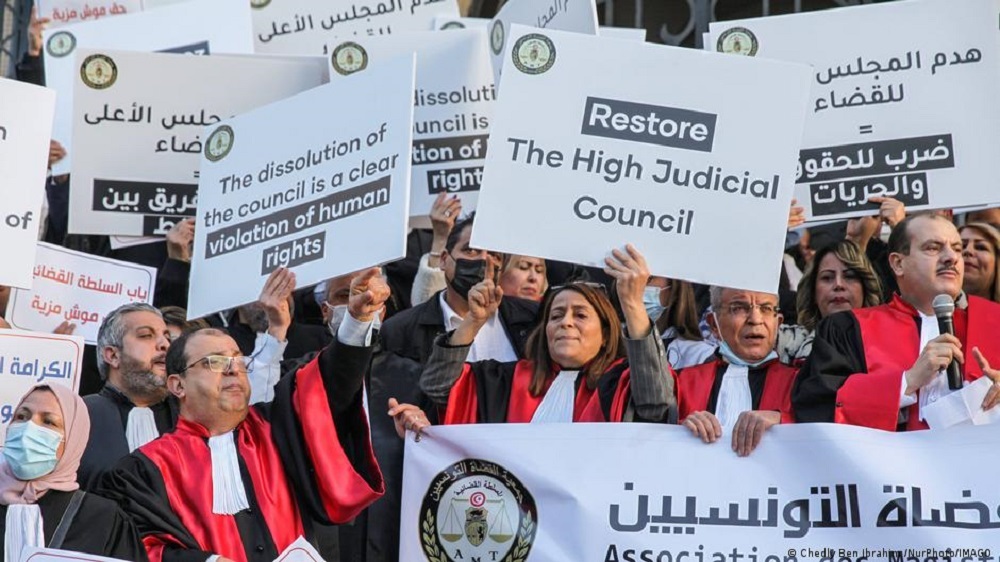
{"left": 420, "top": 244, "right": 675, "bottom": 424}
{"left": 0, "top": 384, "right": 146, "bottom": 561}
{"left": 959, "top": 222, "right": 1000, "bottom": 303}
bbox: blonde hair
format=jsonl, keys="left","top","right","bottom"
{"left": 960, "top": 222, "right": 1000, "bottom": 303}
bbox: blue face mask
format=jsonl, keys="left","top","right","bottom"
{"left": 643, "top": 286, "right": 666, "bottom": 322}
{"left": 3, "top": 421, "right": 63, "bottom": 481}
{"left": 717, "top": 338, "right": 778, "bottom": 368}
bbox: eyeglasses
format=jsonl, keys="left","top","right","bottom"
{"left": 721, "top": 302, "right": 780, "bottom": 319}
{"left": 181, "top": 355, "right": 251, "bottom": 374}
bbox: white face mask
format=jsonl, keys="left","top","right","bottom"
{"left": 325, "top": 303, "right": 349, "bottom": 336}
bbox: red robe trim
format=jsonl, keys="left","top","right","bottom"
{"left": 674, "top": 358, "right": 797, "bottom": 423}
{"left": 836, "top": 295, "right": 1000, "bottom": 431}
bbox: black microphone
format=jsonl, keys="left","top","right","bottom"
{"left": 932, "top": 294, "right": 963, "bottom": 390}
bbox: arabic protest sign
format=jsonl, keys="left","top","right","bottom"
{"left": 24, "top": 548, "right": 127, "bottom": 562}
{"left": 487, "top": 0, "right": 598, "bottom": 81}
{"left": 43, "top": 0, "right": 253, "bottom": 176}
{"left": 327, "top": 30, "right": 493, "bottom": 221}
{"left": 433, "top": 16, "right": 646, "bottom": 42}
{"left": 471, "top": 26, "right": 811, "bottom": 293}
{"left": 708, "top": 0, "right": 1000, "bottom": 220}
{"left": 36, "top": 0, "right": 142, "bottom": 28}
{"left": 69, "top": 49, "right": 328, "bottom": 237}
{"left": 187, "top": 56, "right": 415, "bottom": 318}
{"left": 4, "top": 242, "right": 156, "bottom": 344}
{"left": 252, "top": 0, "right": 458, "bottom": 56}
{"left": 402, "top": 423, "right": 1000, "bottom": 561}
{"left": 0, "top": 329, "right": 84, "bottom": 442}
{"left": 0, "top": 79, "right": 56, "bottom": 290}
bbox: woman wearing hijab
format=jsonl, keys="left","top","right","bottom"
{"left": 0, "top": 384, "right": 146, "bottom": 561}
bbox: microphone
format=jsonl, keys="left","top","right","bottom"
{"left": 932, "top": 294, "right": 963, "bottom": 390}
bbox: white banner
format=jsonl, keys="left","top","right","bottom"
{"left": 252, "top": 0, "right": 459, "bottom": 55}
{"left": 0, "top": 78, "right": 56, "bottom": 290}
{"left": 0, "top": 330, "right": 83, "bottom": 442}
{"left": 328, "top": 30, "right": 493, "bottom": 219}
{"left": 37, "top": 0, "right": 142, "bottom": 28}
{"left": 488, "top": 0, "right": 598, "bottom": 81}
{"left": 43, "top": 0, "right": 254, "bottom": 176}
{"left": 402, "top": 423, "right": 1000, "bottom": 562}
{"left": 187, "top": 55, "right": 415, "bottom": 318}
{"left": 708, "top": 0, "right": 1000, "bottom": 221}
{"left": 472, "top": 26, "right": 811, "bottom": 293}
{"left": 4, "top": 243, "right": 155, "bottom": 344}
{"left": 69, "top": 49, "right": 328, "bottom": 237}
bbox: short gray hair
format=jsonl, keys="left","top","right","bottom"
{"left": 709, "top": 286, "right": 725, "bottom": 311}
{"left": 95, "top": 303, "right": 162, "bottom": 380}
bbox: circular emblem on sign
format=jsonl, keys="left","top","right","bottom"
{"left": 331, "top": 42, "right": 368, "bottom": 75}
{"left": 46, "top": 31, "right": 76, "bottom": 58}
{"left": 716, "top": 27, "right": 758, "bottom": 56}
{"left": 80, "top": 54, "right": 118, "bottom": 89}
{"left": 420, "top": 459, "right": 537, "bottom": 562}
{"left": 512, "top": 34, "right": 555, "bottom": 75}
{"left": 250, "top": 0, "right": 271, "bottom": 8}
{"left": 204, "top": 125, "right": 234, "bottom": 162}
{"left": 440, "top": 21, "right": 466, "bottom": 30}
{"left": 490, "top": 19, "right": 505, "bottom": 56}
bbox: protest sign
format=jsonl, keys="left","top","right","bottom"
{"left": 274, "top": 537, "right": 326, "bottom": 562}
{"left": 43, "top": 0, "right": 253, "bottom": 175}
{"left": 487, "top": 0, "right": 598, "bottom": 80}
{"left": 0, "top": 79, "right": 56, "bottom": 290}
{"left": 434, "top": 15, "right": 646, "bottom": 42}
{"left": 69, "top": 49, "right": 328, "bottom": 237}
{"left": 252, "top": 0, "right": 458, "bottom": 56}
{"left": 708, "top": 0, "right": 1000, "bottom": 220}
{"left": 327, "top": 30, "right": 493, "bottom": 220}
{"left": 4, "top": 242, "right": 156, "bottom": 344}
{"left": 472, "top": 26, "right": 811, "bottom": 293}
{"left": 37, "top": 0, "right": 141, "bottom": 28}
{"left": 187, "top": 55, "right": 415, "bottom": 318}
{"left": 0, "top": 329, "right": 83, "bottom": 442}
{"left": 24, "top": 548, "right": 127, "bottom": 562}
{"left": 402, "top": 423, "right": 1000, "bottom": 562}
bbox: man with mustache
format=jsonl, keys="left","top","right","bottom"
{"left": 794, "top": 214, "right": 1000, "bottom": 430}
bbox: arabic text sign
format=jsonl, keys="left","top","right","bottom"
{"left": 36, "top": 0, "right": 141, "bottom": 28}
{"left": 329, "top": 30, "right": 493, "bottom": 218}
{"left": 0, "top": 330, "right": 84, "bottom": 442}
{"left": 708, "top": 0, "right": 1000, "bottom": 220}
{"left": 4, "top": 243, "right": 155, "bottom": 344}
{"left": 488, "top": 0, "right": 598, "bottom": 81}
{"left": 472, "top": 26, "right": 811, "bottom": 293}
{"left": 43, "top": 0, "right": 253, "bottom": 176}
{"left": 69, "top": 49, "right": 328, "bottom": 237}
{"left": 0, "top": 78, "right": 56, "bottom": 290}
{"left": 402, "top": 423, "right": 1000, "bottom": 561}
{"left": 187, "top": 55, "right": 415, "bottom": 318}
{"left": 252, "top": 0, "right": 458, "bottom": 55}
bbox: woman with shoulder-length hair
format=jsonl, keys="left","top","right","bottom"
{"left": 959, "top": 222, "right": 1000, "bottom": 303}
{"left": 643, "top": 277, "right": 716, "bottom": 369}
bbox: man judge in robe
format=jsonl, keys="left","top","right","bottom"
{"left": 793, "top": 214, "right": 1000, "bottom": 430}
{"left": 678, "top": 287, "right": 797, "bottom": 457}
{"left": 99, "top": 268, "right": 387, "bottom": 562}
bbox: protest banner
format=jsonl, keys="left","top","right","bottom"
{"left": 187, "top": 55, "right": 415, "bottom": 318}
{"left": 327, "top": 30, "right": 493, "bottom": 221}
{"left": 433, "top": 16, "right": 646, "bottom": 42}
{"left": 0, "top": 329, "right": 84, "bottom": 442}
{"left": 69, "top": 50, "right": 328, "bottom": 237}
{"left": 402, "top": 423, "right": 1000, "bottom": 562}
{"left": 43, "top": 0, "right": 253, "bottom": 176}
{"left": 487, "top": 0, "right": 598, "bottom": 80}
{"left": 4, "top": 242, "right": 156, "bottom": 344}
{"left": 708, "top": 0, "right": 1000, "bottom": 221}
{"left": 0, "top": 79, "right": 56, "bottom": 290}
{"left": 252, "top": 0, "right": 459, "bottom": 56}
{"left": 24, "top": 548, "right": 126, "bottom": 562}
{"left": 472, "top": 26, "right": 811, "bottom": 293}
{"left": 37, "top": 0, "right": 141, "bottom": 28}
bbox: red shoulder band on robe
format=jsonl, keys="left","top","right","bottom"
{"left": 673, "top": 358, "right": 797, "bottom": 423}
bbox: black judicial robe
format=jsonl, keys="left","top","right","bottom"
{"left": 99, "top": 339, "right": 384, "bottom": 562}
{"left": 674, "top": 357, "right": 797, "bottom": 423}
{"left": 0, "top": 490, "right": 147, "bottom": 561}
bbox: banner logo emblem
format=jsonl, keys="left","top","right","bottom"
{"left": 716, "top": 27, "right": 759, "bottom": 56}
{"left": 512, "top": 34, "right": 556, "bottom": 75}
{"left": 490, "top": 20, "right": 505, "bottom": 55}
{"left": 80, "top": 54, "right": 118, "bottom": 90}
{"left": 47, "top": 32, "right": 76, "bottom": 58}
{"left": 331, "top": 42, "right": 368, "bottom": 75}
{"left": 205, "top": 125, "right": 235, "bottom": 162}
{"left": 250, "top": 0, "right": 271, "bottom": 9}
{"left": 441, "top": 21, "right": 466, "bottom": 30}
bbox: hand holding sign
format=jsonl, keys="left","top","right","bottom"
{"left": 605, "top": 244, "right": 652, "bottom": 338}
{"left": 349, "top": 268, "right": 390, "bottom": 324}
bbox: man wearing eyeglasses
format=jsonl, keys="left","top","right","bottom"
{"left": 100, "top": 267, "right": 389, "bottom": 562}
{"left": 676, "top": 286, "right": 797, "bottom": 457}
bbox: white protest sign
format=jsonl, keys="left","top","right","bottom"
{"left": 69, "top": 50, "right": 328, "bottom": 237}
{"left": 487, "top": 0, "right": 598, "bottom": 81}
{"left": 252, "top": 0, "right": 459, "bottom": 55}
{"left": 709, "top": 0, "right": 1000, "bottom": 220}
{"left": 0, "top": 79, "right": 56, "bottom": 290}
{"left": 434, "top": 15, "right": 646, "bottom": 42}
{"left": 4, "top": 242, "right": 155, "bottom": 344}
{"left": 274, "top": 537, "right": 326, "bottom": 561}
{"left": 328, "top": 30, "right": 493, "bottom": 220}
{"left": 24, "top": 548, "right": 127, "bottom": 562}
{"left": 402, "top": 423, "right": 1000, "bottom": 561}
{"left": 37, "top": 0, "right": 141, "bottom": 28}
{"left": 472, "top": 26, "right": 811, "bottom": 293}
{"left": 187, "top": 56, "right": 415, "bottom": 318}
{"left": 0, "top": 330, "right": 83, "bottom": 442}
{"left": 43, "top": 0, "right": 253, "bottom": 175}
